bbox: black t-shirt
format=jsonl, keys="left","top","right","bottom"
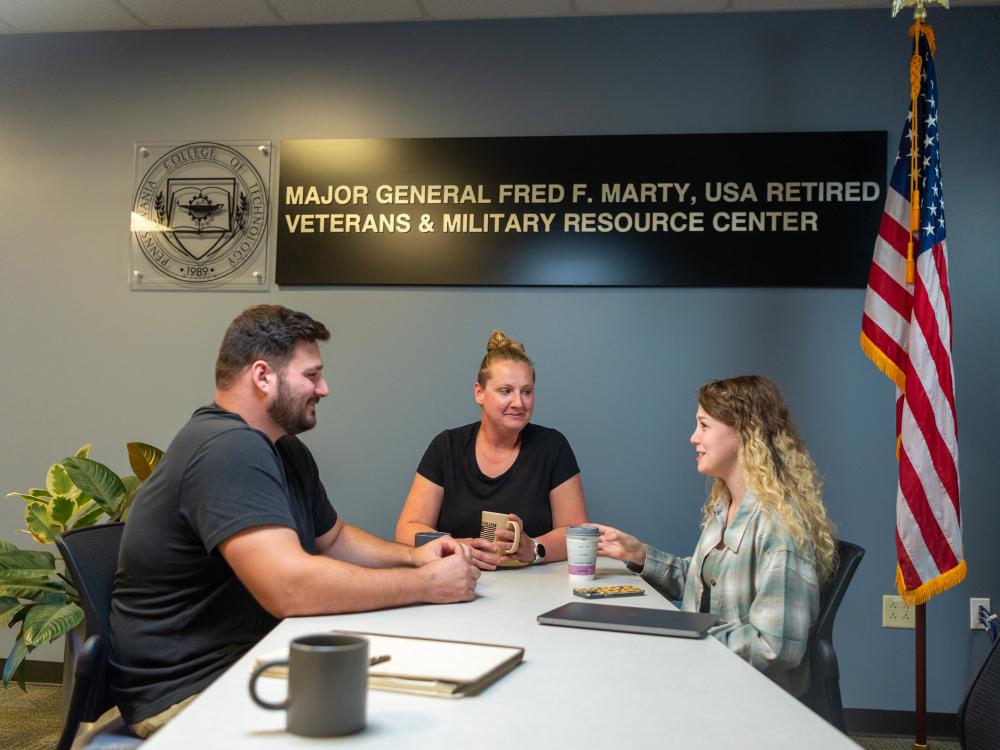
{"left": 417, "top": 422, "right": 580, "bottom": 540}
{"left": 109, "top": 405, "right": 337, "bottom": 725}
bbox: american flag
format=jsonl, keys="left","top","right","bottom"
{"left": 860, "top": 28, "right": 965, "bottom": 605}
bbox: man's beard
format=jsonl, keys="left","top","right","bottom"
{"left": 268, "top": 375, "right": 317, "bottom": 435}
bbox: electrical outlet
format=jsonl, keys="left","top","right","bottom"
{"left": 970, "top": 598, "right": 991, "bottom": 630}
{"left": 882, "top": 594, "right": 915, "bottom": 628}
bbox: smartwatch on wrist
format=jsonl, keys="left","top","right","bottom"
{"left": 531, "top": 538, "right": 546, "bottom": 564}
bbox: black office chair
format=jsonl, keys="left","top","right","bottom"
{"left": 55, "top": 523, "right": 142, "bottom": 750}
{"left": 800, "top": 539, "right": 865, "bottom": 732}
{"left": 958, "top": 636, "right": 1000, "bottom": 749}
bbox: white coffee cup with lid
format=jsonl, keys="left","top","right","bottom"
{"left": 566, "top": 525, "right": 599, "bottom": 581}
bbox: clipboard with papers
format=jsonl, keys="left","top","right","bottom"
{"left": 254, "top": 630, "right": 524, "bottom": 698}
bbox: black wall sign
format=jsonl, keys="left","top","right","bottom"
{"left": 277, "top": 132, "right": 886, "bottom": 287}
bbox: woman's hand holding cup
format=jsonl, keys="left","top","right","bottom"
{"left": 494, "top": 513, "right": 533, "bottom": 564}
{"left": 590, "top": 523, "right": 646, "bottom": 568}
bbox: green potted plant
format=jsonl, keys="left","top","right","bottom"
{"left": 1, "top": 442, "right": 162, "bottom": 689}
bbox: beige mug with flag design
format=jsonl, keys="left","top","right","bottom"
{"left": 479, "top": 511, "right": 521, "bottom": 555}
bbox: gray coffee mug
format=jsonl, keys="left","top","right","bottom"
{"left": 249, "top": 634, "right": 368, "bottom": 737}
{"left": 414, "top": 531, "right": 451, "bottom": 547}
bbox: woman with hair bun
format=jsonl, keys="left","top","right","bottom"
{"left": 594, "top": 375, "right": 837, "bottom": 695}
{"left": 396, "top": 330, "right": 589, "bottom": 570}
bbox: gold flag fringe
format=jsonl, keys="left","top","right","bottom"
{"left": 897, "top": 560, "right": 966, "bottom": 606}
{"left": 860, "top": 332, "right": 905, "bottom": 455}
{"left": 860, "top": 332, "right": 906, "bottom": 391}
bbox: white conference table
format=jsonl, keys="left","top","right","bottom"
{"left": 143, "top": 561, "right": 858, "bottom": 749}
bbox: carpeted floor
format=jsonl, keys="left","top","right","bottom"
{"left": 853, "top": 737, "right": 960, "bottom": 750}
{"left": 1, "top": 682, "right": 64, "bottom": 750}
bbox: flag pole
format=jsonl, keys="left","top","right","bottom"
{"left": 915, "top": 603, "right": 926, "bottom": 749}
{"left": 887, "top": 4, "right": 949, "bottom": 748}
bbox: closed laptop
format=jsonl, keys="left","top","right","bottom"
{"left": 538, "top": 602, "right": 718, "bottom": 638}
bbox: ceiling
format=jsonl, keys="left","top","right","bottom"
{"left": 0, "top": 0, "right": 991, "bottom": 35}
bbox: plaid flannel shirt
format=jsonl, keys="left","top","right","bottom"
{"left": 634, "top": 492, "right": 819, "bottom": 695}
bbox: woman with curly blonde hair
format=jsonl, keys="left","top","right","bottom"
{"left": 595, "top": 375, "right": 837, "bottom": 695}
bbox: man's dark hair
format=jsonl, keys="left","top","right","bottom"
{"left": 215, "top": 305, "right": 330, "bottom": 388}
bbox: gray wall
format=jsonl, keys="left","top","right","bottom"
{"left": 2, "top": 8, "right": 998, "bottom": 713}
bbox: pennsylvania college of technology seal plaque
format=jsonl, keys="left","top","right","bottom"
{"left": 130, "top": 141, "right": 271, "bottom": 289}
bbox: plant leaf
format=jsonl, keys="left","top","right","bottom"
{"left": 22, "top": 602, "right": 84, "bottom": 646}
{"left": 127, "top": 442, "right": 163, "bottom": 481}
{"left": 0, "top": 540, "right": 16, "bottom": 553}
{"left": 0, "top": 570, "right": 52, "bottom": 581}
{"left": 6, "top": 492, "right": 52, "bottom": 505}
{"left": 54, "top": 576, "right": 78, "bottom": 604}
{"left": 61, "top": 457, "right": 124, "bottom": 514}
{"left": 28, "top": 488, "right": 52, "bottom": 498}
{"left": 0, "top": 574, "right": 54, "bottom": 588}
{"left": 2, "top": 638, "right": 32, "bottom": 690}
{"left": 8, "top": 605, "right": 29, "bottom": 625}
{"left": 0, "top": 549, "right": 55, "bottom": 570}
{"left": 0, "top": 583, "right": 66, "bottom": 599}
{"left": 23, "top": 503, "right": 57, "bottom": 544}
{"left": 0, "top": 549, "right": 56, "bottom": 581}
{"left": 50, "top": 496, "right": 76, "bottom": 527}
{"left": 121, "top": 475, "right": 141, "bottom": 497}
{"left": 0, "top": 597, "right": 23, "bottom": 629}
{"left": 37, "top": 591, "right": 68, "bottom": 605}
{"left": 113, "top": 476, "right": 143, "bottom": 522}
{"left": 45, "top": 463, "right": 76, "bottom": 497}
{"left": 70, "top": 501, "right": 107, "bottom": 529}
{"left": 75, "top": 444, "right": 92, "bottom": 458}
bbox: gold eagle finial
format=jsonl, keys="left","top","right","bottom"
{"left": 891, "top": 0, "right": 950, "bottom": 20}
